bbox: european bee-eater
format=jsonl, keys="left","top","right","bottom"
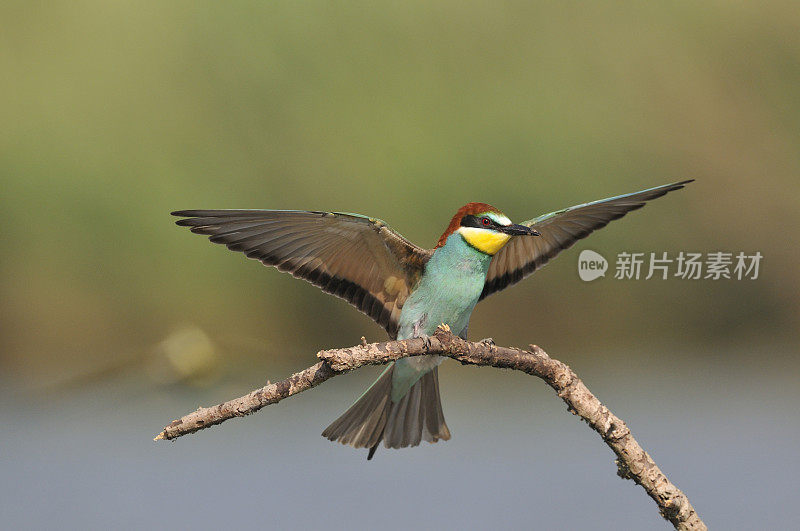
{"left": 173, "top": 179, "right": 691, "bottom": 459}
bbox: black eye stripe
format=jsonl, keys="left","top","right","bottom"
{"left": 460, "top": 215, "right": 479, "bottom": 228}
{"left": 461, "top": 214, "right": 497, "bottom": 229}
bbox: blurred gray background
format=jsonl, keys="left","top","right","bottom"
{"left": 1, "top": 2, "right": 798, "bottom": 529}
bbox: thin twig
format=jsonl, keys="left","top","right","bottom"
{"left": 155, "top": 326, "right": 706, "bottom": 530}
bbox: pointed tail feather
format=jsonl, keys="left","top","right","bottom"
{"left": 322, "top": 365, "right": 450, "bottom": 460}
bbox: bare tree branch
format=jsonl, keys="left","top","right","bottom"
{"left": 155, "top": 326, "right": 706, "bottom": 530}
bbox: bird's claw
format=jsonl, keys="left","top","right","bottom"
{"left": 479, "top": 337, "right": 494, "bottom": 346}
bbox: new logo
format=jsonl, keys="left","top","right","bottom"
{"left": 578, "top": 250, "right": 608, "bottom": 281}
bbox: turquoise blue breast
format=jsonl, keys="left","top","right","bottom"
{"left": 389, "top": 232, "right": 494, "bottom": 402}
{"left": 397, "top": 232, "right": 493, "bottom": 340}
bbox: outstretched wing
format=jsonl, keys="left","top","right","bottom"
{"left": 172, "top": 210, "right": 432, "bottom": 338}
{"left": 480, "top": 180, "right": 692, "bottom": 300}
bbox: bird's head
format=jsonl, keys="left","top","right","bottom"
{"left": 435, "top": 202, "right": 540, "bottom": 255}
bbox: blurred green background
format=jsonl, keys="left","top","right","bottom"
{"left": 1, "top": 2, "right": 798, "bottom": 529}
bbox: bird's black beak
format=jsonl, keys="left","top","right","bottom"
{"left": 502, "top": 224, "right": 541, "bottom": 236}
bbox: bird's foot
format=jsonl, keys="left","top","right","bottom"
{"left": 479, "top": 337, "right": 495, "bottom": 346}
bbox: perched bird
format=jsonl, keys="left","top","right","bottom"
{"left": 173, "top": 179, "right": 691, "bottom": 459}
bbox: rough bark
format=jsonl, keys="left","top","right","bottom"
{"left": 155, "top": 326, "right": 706, "bottom": 530}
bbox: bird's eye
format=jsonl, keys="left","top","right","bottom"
{"left": 481, "top": 217, "right": 491, "bottom": 226}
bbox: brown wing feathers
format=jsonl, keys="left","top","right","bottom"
{"left": 480, "top": 180, "right": 692, "bottom": 300}
{"left": 172, "top": 210, "right": 430, "bottom": 338}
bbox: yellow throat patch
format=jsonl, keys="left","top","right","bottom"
{"left": 457, "top": 226, "right": 511, "bottom": 255}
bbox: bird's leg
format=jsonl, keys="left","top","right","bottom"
{"left": 461, "top": 323, "right": 493, "bottom": 345}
